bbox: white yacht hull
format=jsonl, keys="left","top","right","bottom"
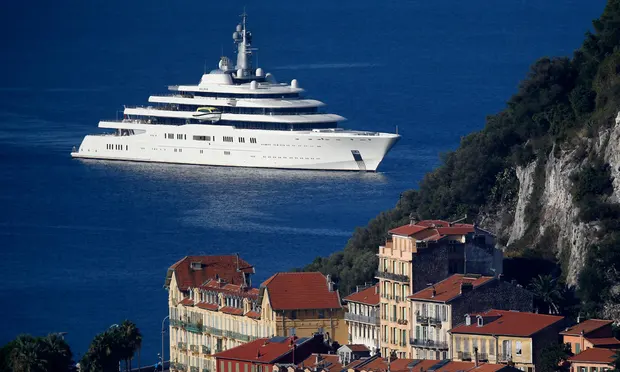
{"left": 72, "top": 122, "right": 400, "bottom": 172}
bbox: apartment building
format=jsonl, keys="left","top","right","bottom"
{"left": 165, "top": 255, "right": 270, "bottom": 372}
{"left": 377, "top": 218, "right": 502, "bottom": 358}
{"left": 343, "top": 284, "right": 380, "bottom": 354}
{"left": 408, "top": 274, "right": 533, "bottom": 360}
{"left": 560, "top": 319, "right": 620, "bottom": 354}
{"left": 449, "top": 310, "right": 565, "bottom": 372}
{"left": 260, "top": 272, "right": 347, "bottom": 345}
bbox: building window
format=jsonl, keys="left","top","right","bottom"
{"left": 250, "top": 138, "right": 257, "bottom": 143}
{"left": 516, "top": 341, "right": 522, "bottom": 355}
{"left": 318, "top": 310, "right": 325, "bottom": 319}
{"left": 167, "top": 133, "right": 174, "bottom": 139}
{"left": 238, "top": 137, "right": 245, "bottom": 143}
{"left": 291, "top": 311, "right": 297, "bottom": 319}
{"left": 224, "top": 151, "right": 230, "bottom": 155}
{"left": 576, "top": 343, "right": 580, "bottom": 354}
{"left": 223, "top": 136, "right": 233, "bottom": 142}
{"left": 193, "top": 135, "right": 211, "bottom": 141}
{"left": 288, "top": 328, "right": 296, "bottom": 336}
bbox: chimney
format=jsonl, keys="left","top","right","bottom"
{"left": 327, "top": 275, "right": 334, "bottom": 292}
{"left": 409, "top": 212, "right": 417, "bottom": 226}
{"left": 432, "top": 289, "right": 436, "bottom": 298}
{"left": 474, "top": 347, "right": 479, "bottom": 367}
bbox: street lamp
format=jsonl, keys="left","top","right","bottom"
{"left": 162, "top": 315, "right": 170, "bottom": 372}
{"left": 109, "top": 324, "right": 121, "bottom": 372}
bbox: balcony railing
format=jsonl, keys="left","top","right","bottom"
{"left": 172, "top": 363, "right": 187, "bottom": 371}
{"left": 178, "top": 342, "right": 187, "bottom": 350}
{"left": 202, "top": 345, "right": 211, "bottom": 355}
{"left": 223, "top": 330, "right": 253, "bottom": 342}
{"left": 458, "top": 351, "right": 472, "bottom": 360}
{"left": 190, "top": 367, "right": 199, "bottom": 372}
{"left": 498, "top": 354, "right": 512, "bottom": 362}
{"left": 416, "top": 313, "right": 442, "bottom": 326}
{"left": 409, "top": 339, "right": 448, "bottom": 349}
{"left": 170, "top": 319, "right": 185, "bottom": 328}
{"left": 397, "top": 319, "right": 408, "bottom": 325}
{"left": 479, "top": 353, "right": 489, "bottom": 361}
{"left": 186, "top": 322, "right": 203, "bottom": 333}
{"left": 375, "top": 270, "right": 409, "bottom": 283}
{"left": 345, "top": 313, "right": 380, "bottom": 325}
{"left": 202, "top": 369, "right": 210, "bottom": 372}
{"left": 204, "top": 326, "right": 222, "bottom": 336}
{"left": 190, "top": 345, "right": 199, "bottom": 354}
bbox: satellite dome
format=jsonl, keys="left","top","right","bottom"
{"left": 236, "top": 24, "right": 242, "bottom": 32}
{"left": 291, "top": 79, "right": 299, "bottom": 89}
{"left": 233, "top": 31, "right": 240, "bottom": 40}
{"left": 256, "top": 68, "right": 264, "bottom": 77}
{"left": 250, "top": 80, "right": 257, "bottom": 90}
{"left": 265, "top": 73, "right": 276, "bottom": 83}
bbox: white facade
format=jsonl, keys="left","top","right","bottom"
{"left": 345, "top": 301, "right": 380, "bottom": 355}
{"left": 71, "top": 14, "right": 400, "bottom": 172}
{"left": 410, "top": 301, "right": 450, "bottom": 360}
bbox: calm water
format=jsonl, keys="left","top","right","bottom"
{"left": 0, "top": 0, "right": 605, "bottom": 364}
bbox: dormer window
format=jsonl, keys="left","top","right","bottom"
{"left": 477, "top": 316, "right": 483, "bottom": 327}
{"left": 465, "top": 314, "right": 471, "bottom": 326}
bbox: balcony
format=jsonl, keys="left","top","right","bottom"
{"left": 170, "top": 319, "right": 185, "bottom": 328}
{"left": 458, "top": 351, "right": 472, "bottom": 361}
{"left": 202, "top": 369, "right": 210, "bottom": 372}
{"left": 397, "top": 319, "right": 408, "bottom": 326}
{"left": 190, "top": 345, "right": 199, "bottom": 354}
{"left": 204, "top": 326, "right": 223, "bottom": 336}
{"left": 178, "top": 342, "right": 187, "bottom": 350}
{"left": 191, "top": 367, "right": 199, "bottom": 372}
{"left": 478, "top": 353, "right": 489, "bottom": 361}
{"left": 186, "top": 322, "right": 203, "bottom": 334}
{"left": 172, "top": 363, "right": 186, "bottom": 371}
{"left": 375, "top": 270, "right": 409, "bottom": 283}
{"left": 202, "top": 345, "right": 211, "bottom": 355}
{"left": 409, "top": 339, "right": 448, "bottom": 350}
{"left": 345, "top": 313, "right": 380, "bottom": 325}
{"left": 415, "top": 313, "right": 442, "bottom": 327}
{"left": 223, "top": 330, "right": 253, "bottom": 342}
{"left": 498, "top": 354, "right": 512, "bottom": 363}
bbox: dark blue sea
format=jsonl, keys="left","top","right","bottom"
{"left": 0, "top": 0, "right": 605, "bottom": 365}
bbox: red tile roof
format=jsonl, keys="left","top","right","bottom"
{"left": 450, "top": 310, "right": 564, "bottom": 337}
{"left": 261, "top": 272, "right": 341, "bottom": 310}
{"left": 299, "top": 354, "right": 341, "bottom": 371}
{"left": 167, "top": 255, "right": 254, "bottom": 291}
{"left": 586, "top": 337, "right": 620, "bottom": 347}
{"left": 569, "top": 348, "right": 617, "bottom": 364}
{"left": 215, "top": 336, "right": 309, "bottom": 363}
{"left": 353, "top": 359, "right": 513, "bottom": 372}
{"left": 346, "top": 345, "right": 369, "bottom": 352}
{"left": 408, "top": 274, "right": 495, "bottom": 302}
{"left": 245, "top": 311, "right": 261, "bottom": 319}
{"left": 387, "top": 220, "right": 475, "bottom": 242}
{"left": 221, "top": 306, "right": 244, "bottom": 316}
{"left": 560, "top": 319, "right": 613, "bottom": 336}
{"left": 344, "top": 285, "right": 380, "bottom": 306}
{"left": 196, "top": 302, "right": 219, "bottom": 311}
{"left": 200, "top": 279, "right": 259, "bottom": 299}
{"left": 179, "top": 298, "right": 194, "bottom": 306}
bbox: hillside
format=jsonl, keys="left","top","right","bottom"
{"left": 301, "top": 0, "right": 620, "bottom": 320}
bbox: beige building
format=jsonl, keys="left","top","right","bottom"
{"left": 449, "top": 310, "right": 565, "bottom": 372}
{"left": 343, "top": 284, "right": 380, "bottom": 354}
{"left": 377, "top": 218, "right": 501, "bottom": 359}
{"left": 259, "top": 272, "right": 347, "bottom": 345}
{"left": 165, "top": 255, "right": 271, "bottom": 372}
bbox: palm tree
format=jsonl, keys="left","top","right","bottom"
{"left": 529, "top": 274, "right": 563, "bottom": 315}
{"left": 118, "top": 320, "right": 142, "bottom": 371}
{"left": 40, "top": 334, "right": 74, "bottom": 372}
{"left": 10, "top": 335, "right": 44, "bottom": 372}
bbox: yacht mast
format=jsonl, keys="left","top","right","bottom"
{"left": 233, "top": 10, "right": 253, "bottom": 77}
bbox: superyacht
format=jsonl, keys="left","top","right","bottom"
{"left": 71, "top": 13, "right": 400, "bottom": 171}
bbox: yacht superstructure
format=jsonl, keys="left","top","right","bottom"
{"left": 71, "top": 13, "right": 400, "bottom": 171}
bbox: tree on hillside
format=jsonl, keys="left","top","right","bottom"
{"left": 118, "top": 320, "right": 142, "bottom": 371}
{"left": 529, "top": 274, "right": 564, "bottom": 314}
{"left": 0, "top": 340, "right": 17, "bottom": 372}
{"left": 611, "top": 349, "right": 620, "bottom": 372}
{"left": 40, "top": 334, "right": 73, "bottom": 372}
{"left": 539, "top": 343, "right": 571, "bottom": 372}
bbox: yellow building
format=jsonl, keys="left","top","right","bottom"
{"left": 377, "top": 218, "right": 501, "bottom": 359}
{"left": 449, "top": 310, "right": 565, "bottom": 372}
{"left": 259, "top": 272, "right": 347, "bottom": 345}
{"left": 165, "top": 255, "right": 271, "bottom": 372}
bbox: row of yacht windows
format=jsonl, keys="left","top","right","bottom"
{"left": 181, "top": 91, "right": 300, "bottom": 99}
{"left": 106, "top": 144, "right": 127, "bottom": 150}
{"left": 129, "top": 115, "right": 337, "bottom": 130}
{"left": 167, "top": 133, "right": 259, "bottom": 144}
{"left": 157, "top": 103, "right": 318, "bottom": 115}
